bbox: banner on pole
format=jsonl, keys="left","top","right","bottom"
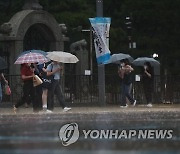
{"left": 89, "top": 17, "right": 111, "bottom": 65}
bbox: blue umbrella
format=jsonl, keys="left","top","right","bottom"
{"left": 106, "top": 53, "right": 134, "bottom": 64}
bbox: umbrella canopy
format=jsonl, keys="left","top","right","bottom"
{"left": 18, "top": 49, "right": 48, "bottom": 57}
{"left": 106, "top": 53, "right": 134, "bottom": 64}
{"left": 132, "top": 57, "right": 160, "bottom": 67}
{"left": 14, "top": 52, "right": 49, "bottom": 64}
{"left": 46, "top": 51, "right": 79, "bottom": 63}
{"left": 0, "top": 57, "right": 7, "bottom": 70}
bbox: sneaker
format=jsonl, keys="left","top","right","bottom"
{"left": 46, "top": 109, "right": 53, "bottom": 113}
{"left": 133, "top": 100, "right": 137, "bottom": 106}
{"left": 147, "top": 103, "right": 152, "bottom": 107}
{"left": 39, "top": 109, "right": 52, "bottom": 114}
{"left": 13, "top": 105, "right": 17, "bottom": 113}
{"left": 63, "top": 107, "right": 71, "bottom": 112}
{"left": 43, "top": 105, "right": 47, "bottom": 109}
{"left": 120, "top": 104, "right": 128, "bottom": 108}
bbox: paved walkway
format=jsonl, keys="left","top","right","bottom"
{"left": 0, "top": 104, "right": 179, "bottom": 154}
{"left": 0, "top": 104, "right": 179, "bottom": 115}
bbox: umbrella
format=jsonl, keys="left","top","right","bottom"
{"left": 46, "top": 51, "right": 79, "bottom": 63}
{"left": 106, "top": 53, "right": 134, "bottom": 64}
{"left": 18, "top": 49, "right": 48, "bottom": 57}
{"left": 17, "top": 49, "right": 50, "bottom": 63}
{"left": 14, "top": 52, "right": 49, "bottom": 64}
{"left": 132, "top": 57, "right": 160, "bottom": 67}
{"left": 0, "top": 57, "right": 7, "bottom": 70}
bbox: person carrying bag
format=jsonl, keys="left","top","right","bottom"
{"left": 5, "top": 84, "right": 11, "bottom": 95}
{"left": 38, "top": 63, "right": 54, "bottom": 113}
{"left": 33, "top": 75, "right": 43, "bottom": 87}
{"left": 0, "top": 72, "right": 9, "bottom": 102}
{"left": 41, "top": 63, "right": 54, "bottom": 89}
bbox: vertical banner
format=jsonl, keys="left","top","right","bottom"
{"left": 89, "top": 17, "right": 111, "bottom": 65}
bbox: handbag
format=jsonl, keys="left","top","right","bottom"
{"left": 33, "top": 75, "right": 43, "bottom": 87}
{"left": 42, "top": 64, "right": 54, "bottom": 88}
{"left": 42, "top": 74, "right": 54, "bottom": 85}
{"left": 5, "top": 84, "right": 11, "bottom": 95}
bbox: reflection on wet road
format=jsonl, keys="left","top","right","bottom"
{"left": 0, "top": 105, "right": 180, "bottom": 154}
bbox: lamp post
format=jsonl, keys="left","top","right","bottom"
{"left": 125, "top": 16, "right": 132, "bottom": 49}
{"left": 152, "top": 52, "right": 160, "bottom": 102}
{"left": 81, "top": 28, "right": 93, "bottom": 76}
{"left": 125, "top": 15, "right": 136, "bottom": 49}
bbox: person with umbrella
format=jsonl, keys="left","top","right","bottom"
{"left": 37, "top": 62, "right": 53, "bottom": 113}
{"left": 14, "top": 50, "right": 50, "bottom": 112}
{"left": 46, "top": 60, "right": 71, "bottom": 112}
{"left": 0, "top": 72, "right": 8, "bottom": 103}
{"left": 45, "top": 51, "right": 78, "bottom": 112}
{"left": 13, "top": 63, "right": 36, "bottom": 112}
{"left": 0, "top": 57, "right": 8, "bottom": 103}
{"left": 118, "top": 59, "right": 136, "bottom": 108}
{"left": 142, "top": 62, "right": 154, "bottom": 107}
{"left": 132, "top": 57, "right": 159, "bottom": 107}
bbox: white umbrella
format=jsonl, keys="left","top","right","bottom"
{"left": 46, "top": 51, "right": 79, "bottom": 63}
{"left": 132, "top": 57, "right": 160, "bottom": 66}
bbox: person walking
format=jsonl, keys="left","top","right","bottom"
{"left": 13, "top": 63, "right": 35, "bottom": 112}
{"left": 46, "top": 61, "right": 71, "bottom": 112}
{"left": 33, "top": 63, "right": 43, "bottom": 112}
{"left": 142, "top": 62, "right": 154, "bottom": 107}
{"left": 0, "top": 72, "right": 8, "bottom": 103}
{"left": 37, "top": 63, "right": 52, "bottom": 113}
{"left": 118, "top": 59, "right": 136, "bottom": 108}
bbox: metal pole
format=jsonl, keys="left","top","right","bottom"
{"left": 96, "top": 0, "right": 103, "bottom": 17}
{"left": 90, "top": 26, "right": 93, "bottom": 77}
{"left": 96, "top": 0, "right": 105, "bottom": 105}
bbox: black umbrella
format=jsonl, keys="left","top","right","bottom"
{"left": 0, "top": 57, "right": 7, "bottom": 70}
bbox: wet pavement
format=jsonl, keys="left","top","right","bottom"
{"left": 0, "top": 104, "right": 180, "bottom": 154}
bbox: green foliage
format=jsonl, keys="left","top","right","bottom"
{"left": 0, "top": 0, "right": 180, "bottom": 74}
{"left": 0, "top": 0, "right": 23, "bottom": 25}
{"left": 109, "top": 27, "right": 127, "bottom": 53}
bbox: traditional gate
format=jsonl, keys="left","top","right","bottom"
{"left": 0, "top": 0, "right": 68, "bottom": 103}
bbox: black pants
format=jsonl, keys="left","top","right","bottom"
{"left": 34, "top": 84, "right": 42, "bottom": 112}
{"left": 15, "top": 80, "right": 35, "bottom": 108}
{"left": 47, "top": 80, "right": 65, "bottom": 110}
{"left": 143, "top": 82, "right": 153, "bottom": 104}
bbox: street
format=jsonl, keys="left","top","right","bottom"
{"left": 0, "top": 104, "right": 179, "bottom": 154}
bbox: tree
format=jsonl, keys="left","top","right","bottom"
{"left": 0, "top": 0, "right": 180, "bottom": 74}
